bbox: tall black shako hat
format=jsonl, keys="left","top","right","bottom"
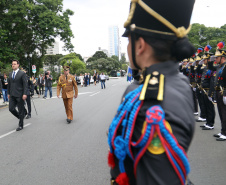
{"left": 123, "top": 0, "right": 195, "bottom": 69}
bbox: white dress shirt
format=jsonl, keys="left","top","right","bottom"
{"left": 12, "top": 68, "right": 19, "bottom": 79}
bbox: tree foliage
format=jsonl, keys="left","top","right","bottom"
{"left": 60, "top": 53, "right": 86, "bottom": 74}
{"left": 188, "top": 23, "right": 226, "bottom": 51}
{"left": 120, "top": 55, "right": 127, "bottom": 64}
{"left": 0, "top": 0, "right": 74, "bottom": 68}
{"left": 43, "top": 54, "right": 63, "bottom": 66}
{"left": 92, "top": 51, "right": 107, "bottom": 59}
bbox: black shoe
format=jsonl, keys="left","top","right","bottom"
{"left": 66, "top": 119, "right": 71, "bottom": 124}
{"left": 16, "top": 127, "right": 23, "bottom": 131}
{"left": 25, "top": 115, "right": 31, "bottom": 119}
{"left": 216, "top": 138, "right": 226, "bottom": 141}
{"left": 67, "top": 119, "right": 72, "bottom": 124}
{"left": 200, "top": 124, "right": 206, "bottom": 128}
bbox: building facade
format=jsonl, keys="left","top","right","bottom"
{"left": 46, "top": 42, "right": 60, "bottom": 55}
{"left": 108, "top": 26, "right": 120, "bottom": 57}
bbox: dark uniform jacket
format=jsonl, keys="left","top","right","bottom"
{"left": 25, "top": 75, "right": 34, "bottom": 96}
{"left": 198, "top": 62, "right": 214, "bottom": 89}
{"left": 209, "top": 62, "right": 226, "bottom": 97}
{"left": 110, "top": 61, "right": 195, "bottom": 185}
{"left": 8, "top": 70, "right": 28, "bottom": 97}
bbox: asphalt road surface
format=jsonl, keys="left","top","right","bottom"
{"left": 0, "top": 78, "right": 225, "bottom": 185}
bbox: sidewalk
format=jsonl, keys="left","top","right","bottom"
{"left": 0, "top": 97, "right": 8, "bottom": 108}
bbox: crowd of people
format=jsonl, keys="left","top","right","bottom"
{"left": 74, "top": 72, "right": 107, "bottom": 89}
{"left": 179, "top": 42, "right": 226, "bottom": 141}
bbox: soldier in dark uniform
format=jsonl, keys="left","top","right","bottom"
{"left": 196, "top": 46, "right": 216, "bottom": 130}
{"left": 188, "top": 58, "right": 199, "bottom": 116}
{"left": 21, "top": 67, "right": 34, "bottom": 119}
{"left": 179, "top": 59, "right": 188, "bottom": 74}
{"left": 210, "top": 42, "right": 226, "bottom": 141}
{"left": 107, "top": 0, "right": 195, "bottom": 185}
{"left": 191, "top": 51, "right": 207, "bottom": 122}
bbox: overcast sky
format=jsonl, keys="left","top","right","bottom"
{"left": 59, "top": 0, "right": 226, "bottom": 58}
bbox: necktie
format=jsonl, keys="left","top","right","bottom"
{"left": 13, "top": 72, "right": 15, "bottom": 80}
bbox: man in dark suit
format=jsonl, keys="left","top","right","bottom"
{"left": 8, "top": 60, "right": 28, "bottom": 131}
{"left": 38, "top": 74, "right": 44, "bottom": 95}
{"left": 84, "top": 73, "right": 88, "bottom": 87}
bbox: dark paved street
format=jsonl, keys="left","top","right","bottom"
{"left": 0, "top": 78, "right": 225, "bottom": 185}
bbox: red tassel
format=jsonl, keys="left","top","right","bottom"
{"left": 204, "top": 46, "right": 209, "bottom": 51}
{"left": 217, "top": 42, "right": 224, "bottom": 49}
{"left": 116, "top": 173, "right": 130, "bottom": 185}
{"left": 108, "top": 152, "right": 115, "bottom": 168}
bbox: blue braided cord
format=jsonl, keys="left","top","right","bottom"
{"left": 218, "top": 66, "right": 224, "bottom": 77}
{"left": 133, "top": 124, "right": 152, "bottom": 148}
{"left": 159, "top": 118, "right": 190, "bottom": 174}
{"left": 206, "top": 69, "right": 211, "bottom": 77}
{"left": 133, "top": 106, "right": 164, "bottom": 148}
{"left": 119, "top": 160, "right": 126, "bottom": 173}
{"left": 124, "top": 99, "right": 142, "bottom": 158}
{"left": 165, "top": 147, "right": 186, "bottom": 184}
{"left": 108, "top": 85, "right": 143, "bottom": 154}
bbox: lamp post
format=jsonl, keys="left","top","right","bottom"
{"left": 25, "top": 53, "right": 32, "bottom": 77}
{"left": 29, "top": 53, "right": 32, "bottom": 77}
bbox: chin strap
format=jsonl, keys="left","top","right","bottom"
{"left": 131, "top": 32, "right": 141, "bottom": 70}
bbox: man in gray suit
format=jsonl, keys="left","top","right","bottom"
{"left": 8, "top": 60, "right": 28, "bottom": 131}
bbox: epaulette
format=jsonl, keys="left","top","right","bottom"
{"left": 140, "top": 71, "right": 164, "bottom": 101}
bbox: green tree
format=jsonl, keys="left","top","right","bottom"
{"left": 122, "top": 64, "right": 128, "bottom": 71}
{"left": 60, "top": 53, "right": 86, "bottom": 74}
{"left": 0, "top": 0, "right": 74, "bottom": 70}
{"left": 120, "top": 55, "right": 127, "bottom": 64}
{"left": 86, "top": 57, "right": 97, "bottom": 63}
{"left": 92, "top": 51, "right": 107, "bottom": 59}
{"left": 188, "top": 23, "right": 226, "bottom": 51}
{"left": 43, "top": 54, "right": 64, "bottom": 66}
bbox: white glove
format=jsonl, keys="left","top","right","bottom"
{"left": 192, "top": 61, "right": 196, "bottom": 66}
{"left": 185, "top": 63, "right": 190, "bottom": 68}
{"left": 208, "top": 97, "right": 212, "bottom": 102}
{"left": 210, "top": 55, "right": 216, "bottom": 62}
{"left": 179, "top": 61, "right": 184, "bottom": 66}
{"left": 193, "top": 88, "right": 196, "bottom": 92}
{"left": 223, "top": 96, "right": 226, "bottom": 105}
{"left": 199, "top": 59, "right": 204, "bottom": 65}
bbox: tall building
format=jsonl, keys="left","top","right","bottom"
{"left": 108, "top": 26, "right": 120, "bottom": 57}
{"left": 46, "top": 41, "right": 60, "bottom": 55}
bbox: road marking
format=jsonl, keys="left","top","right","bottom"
{"left": 41, "top": 92, "right": 94, "bottom": 100}
{"left": 0, "top": 123, "right": 31, "bottom": 139}
{"left": 78, "top": 92, "right": 93, "bottom": 95}
{"left": 90, "top": 91, "right": 100, "bottom": 96}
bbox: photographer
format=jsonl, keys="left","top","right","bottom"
{"left": 43, "top": 71, "right": 52, "bottom": 99}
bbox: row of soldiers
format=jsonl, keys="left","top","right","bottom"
{"left": 179, "top": 42, "right": 226, "bottom": 141}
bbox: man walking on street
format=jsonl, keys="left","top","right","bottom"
{"left": 38, "top": 74, "right": 44, "bottom": 96}
{"left": 44, "top": 71, "right": 52, "bottom": 99}
{"left": 8, "top": 60, "right": 28, "bottom": 131}
{"left": 57, "top": 66, "right": 78, "bottom": 124}
{"left": 100, "top": 72, "right": 106, "bottom": 89}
